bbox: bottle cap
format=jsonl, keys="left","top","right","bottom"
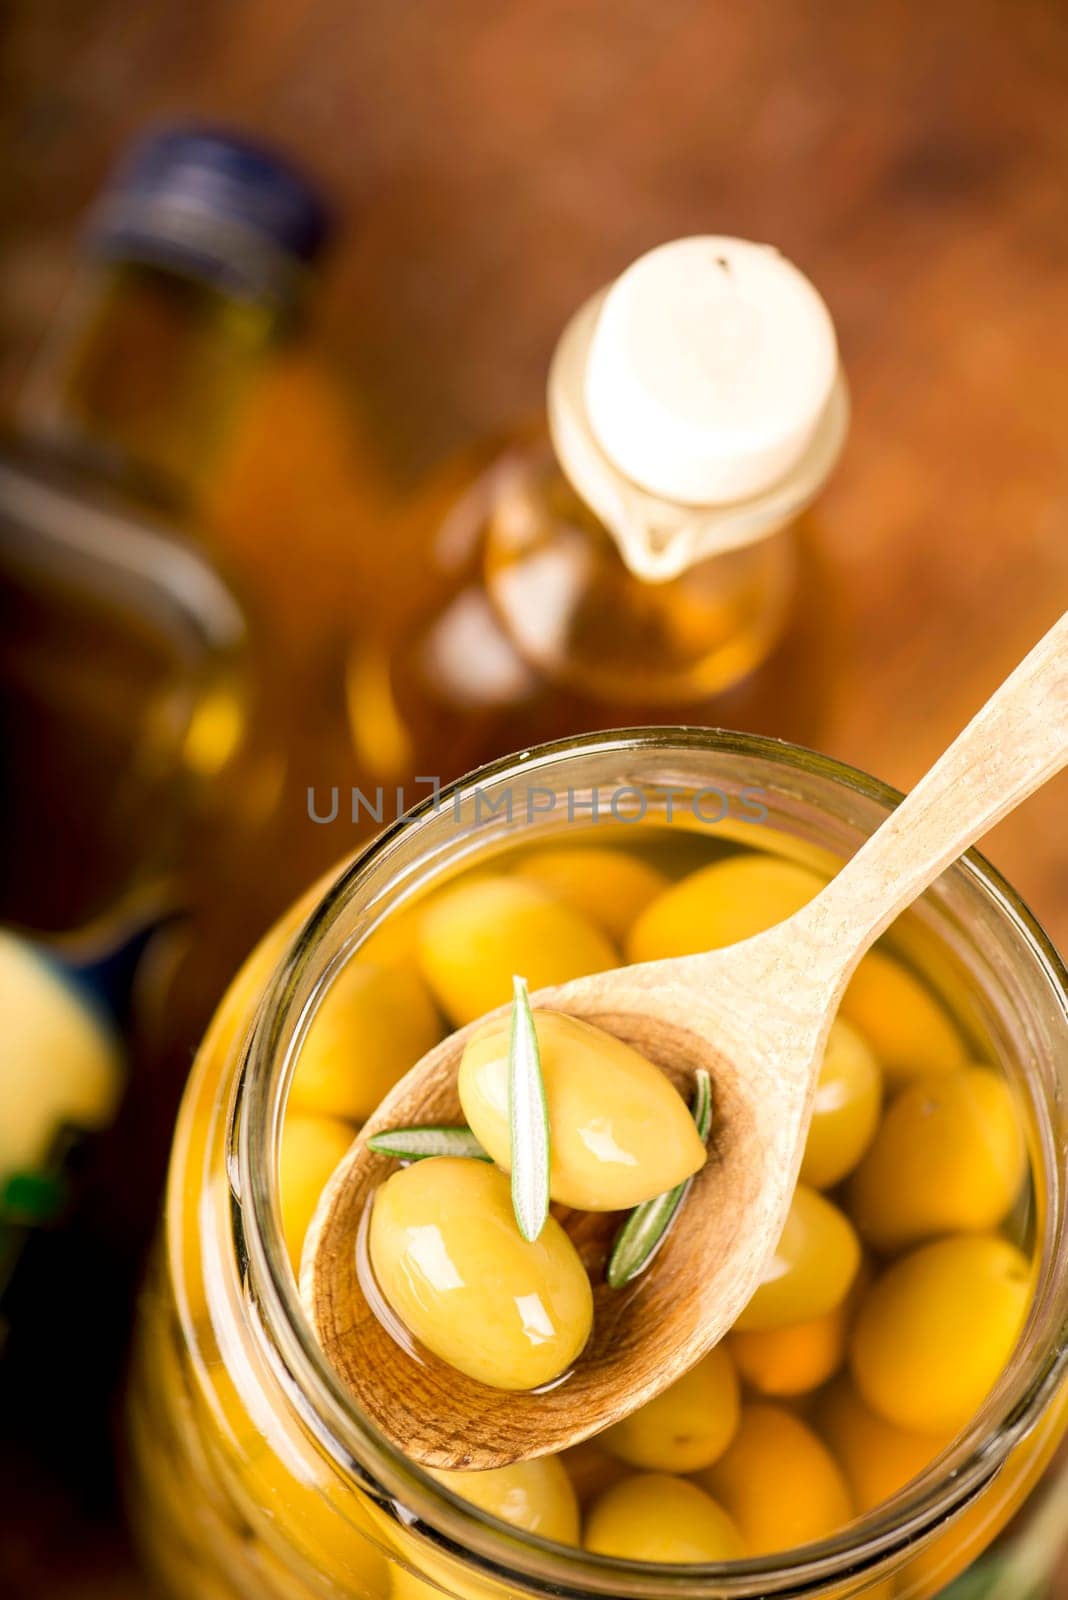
{"left": 548, "top": 237, "right": 847, "bottom": 581}
{"left": 87, "top": 125, "right": 334, "bottom": 306}
{"left": 585, "top": 237, "right": 838, "bottom": 504}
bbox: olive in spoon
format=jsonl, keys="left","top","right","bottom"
{"left": 303, "top": 610, "right": 1068, "bottom": 1470}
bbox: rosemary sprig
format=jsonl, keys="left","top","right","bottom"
{"left": 366, "top": 1125, "right": 489, "bottom": 1161}
{"left": 508, "top": 975, "right": 550, "bottom": 1242}
{"left": 606, "top": 1067, "right": 712, "bottom": 1289}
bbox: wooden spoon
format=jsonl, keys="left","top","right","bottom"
{"left": 303, "top": 611, "right": 1068, "bottom": 1469}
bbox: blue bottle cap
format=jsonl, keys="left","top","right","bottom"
{"left": 87, "top": 124, "right": 334, "bottom": 307}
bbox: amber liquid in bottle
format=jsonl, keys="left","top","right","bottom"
{"left": 349, "top": 429, "right": 836, "bottom": 798}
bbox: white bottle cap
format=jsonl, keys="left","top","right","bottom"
{"left": 547, "top": 236, "right": 848, "bottom": 582}
{"left": 584, "top": 236, "right": 839, "bottom": 505}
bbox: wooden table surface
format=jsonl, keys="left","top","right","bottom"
{"left": 3, "top": 2, "right": 1068, "bottom": 1596}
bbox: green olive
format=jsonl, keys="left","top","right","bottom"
{"left": 430, "top": 1456, "right": 579, "bottom": 1543}
{"left": 800, "top": 1018, "right": 883, "bottom": 1189}
{"left": 279, "top": 1113, "right": 354, "bottom": 1275}
{"left": 289, "top": 959, "right": 441, "bottom": 1123}
{"left": 849, "top": 1234, "right": 1031, "bottom": 1434}
{"left": 698, "top": 1403, "right": 853, "bottom": 1555}
{"left": 732, "top": 1184, "right": 861, "bottom": 1332}
{"left": 515, "top": 846, "right": 668, "bottom": 943}
{"left": 847, "top": 1066, "right": 1027, "bottom": 1252}
{"left": 626, "top": 854, "right": 826, "bottom": 964}
{"left": 584, "top": 1473, "right": 745, "bottom": 1562}
{"left": 417, "top": 876, "right": 616, "bottom": 1027}
{"left": 458, "top": 1009, "right": 706, "bottom": 1210}
{"left": 369, "top": 1158, "right": 593, "bottom": 1390}
{"left": 598, "top": 1345, "right": 740, "bottom": 1472}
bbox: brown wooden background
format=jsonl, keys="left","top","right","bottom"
{"left": 3, "top": 1, "right": 1068, "bottom": 1595}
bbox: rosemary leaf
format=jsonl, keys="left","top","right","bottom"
{"left": 606, "top": 1068, "right": 712, "bottom": 1290}
{"left": 509, "top": 975, "right": 550, "bottom": 1242}
{"left": 691, "top": 1066, "right": 713, "bottom": 1142}
{"left": 366, "top": 1125, "right": 489, "bottom": 1162}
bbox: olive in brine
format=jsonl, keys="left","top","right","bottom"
{"left": 369, "top": 1157, "right": 593, "bottom": 1390}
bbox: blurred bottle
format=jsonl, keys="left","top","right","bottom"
{"left": 348, "top": 238, "right": 848, "bottom": 802}
{"left": 0, "top": 131, "right": 336, "bottom": 1313}
{"left": 1, "top": 125, "right": 333, "bottom": 939}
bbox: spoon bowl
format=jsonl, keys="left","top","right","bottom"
{"left": 302, "top": 939, "right": 828, "bottom": 1469}
{"left": 303, "top": 610, "right": 1068, "bottom": 1469}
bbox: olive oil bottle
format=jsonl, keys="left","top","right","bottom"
{"left": 348, "top": 238, "right": 847, "bottom": 802}
{"left": 1, "top": 126, "right": 332, "bottom": 937}
{"left": 0, "top": 128, "right": 334, "bottom": 1328}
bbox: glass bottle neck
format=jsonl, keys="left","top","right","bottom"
{"left": 19, "top": 257, "right": 281, "bottom": 513}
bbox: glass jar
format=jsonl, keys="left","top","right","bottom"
{"left": 126, "top": 731, "right": 1068, "bottom": 1600}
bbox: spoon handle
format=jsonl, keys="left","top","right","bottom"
{"left": 797, "top": 609, "right": 1068, "bottom": 974}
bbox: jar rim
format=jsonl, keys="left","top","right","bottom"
{"left": 235, "top": 728, "right": 1068, "bottom": 1599}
